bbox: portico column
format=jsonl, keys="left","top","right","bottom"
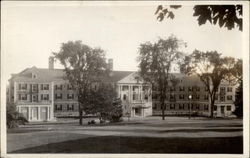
{"left": 51, "top": 82, "right": 54, "bottom": 120}
{"left": 28, "top": 106, "right": 31, "bottom": 121}
{"left": 14, "top": 82, "right": 17, "bottom": 103}
{"left": 130, "top": 85, "right": 132, "bottom": 102}
{"left": 119, "top": 85, "right": 122, "bottom": 98}
{"left": 139, "top": 85, "right": 142, "bottom": 101}
{"left": 38, "top": 106, "right": 41, "bottom": 120}
{"left": 47, "top": 106, "right": 50, "bottom": 121}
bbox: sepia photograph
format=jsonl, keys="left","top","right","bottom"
{"left": 1, "top": 1, "right": 249, "bottom": 158}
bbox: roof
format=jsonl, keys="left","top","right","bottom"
{"left": 9, "top": 67, "right": 134, "bottom": 83}
{"left": 9, "top": 66, "right": 207, "bottom": 86}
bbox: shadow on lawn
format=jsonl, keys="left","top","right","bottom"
{"left": 158, "top": 128, "right": 242, "bottom": 133}
{"left": 11, "top": 136, "right": 243, "bottom": 154}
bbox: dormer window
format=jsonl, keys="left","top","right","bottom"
{"left": 32, "top": 73, "right": 37, "bottom": 79}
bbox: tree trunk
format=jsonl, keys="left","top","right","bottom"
{"left": 161, "top": 102, "right": 166, "bottom": 120}
{"left": 162, "top": 106, "right": 165, "bottom": 120}
{"left": 210, "top": 99, "right": 215, "bottom": 119}
{"left": 79, "top": 109, "right": 83, "bottom": 125}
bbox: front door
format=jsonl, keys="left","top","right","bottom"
{"left": 135, "top": 108, "right": 141, "bottom": 116}
{"left": 40, "top": 107, "right": 47, "bottom": 121}
{"left": 31, "top": 107, "right": 38, "bottom": 120}
{"left": 221, "top": 106, "right": 225, "bottom": 117}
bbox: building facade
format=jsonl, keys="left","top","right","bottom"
{"left": 7, "top": 60, "right": 236, "bottom": 122}
{"left": 151, "top": 74, "right": 236, "bottom": 117}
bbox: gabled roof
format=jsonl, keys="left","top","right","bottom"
{"left": 9, "top": 67, "right": 134, "bottom": 83}
{"left": 9, "top": 66, "right": 210, "bottom": 86}
{"left": 104, "top": 71, "right": 134, "bottom": 83}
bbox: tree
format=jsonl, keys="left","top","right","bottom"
{"left": 53, "top": 41, "right": 109, "bottom": 125}
{"left": 180, "top": 50, "right": 242, "bottom": 118}
{"left": 137, "top": 35, "right": 185, "bottom": 120}
{"left": 7, "top": 103, "right": 28, "bottom": 128}
{"left": 233, "top": 79, "right": 243, "bottom": 118}
{"left": 84, "top": 83, "right": 123, "bottom": 123}
{"left": 155, "top": 5, "right": 242, "bottom": 31}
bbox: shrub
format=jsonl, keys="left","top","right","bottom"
{"left": 7, "top": 104, "right": 28, "bottom": 128}
{"left": 107, "top": 102, "right": 123, "bottom": 123}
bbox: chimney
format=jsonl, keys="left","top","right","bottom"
{"left": 108, "top": 58, "right": 113, "bottom": 71}
{"left": 49, "top": 56, "right": 54, "bottom": 69}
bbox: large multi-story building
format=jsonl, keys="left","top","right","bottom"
{"left": 7, "top": 58, "right": 236, "bottom": 122}
{"left": 151, "top": 74, "right": 236, "bottom": 117}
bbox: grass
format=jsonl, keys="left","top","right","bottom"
{"left": 11, "top": 136, "right": 243, "bottom": 153}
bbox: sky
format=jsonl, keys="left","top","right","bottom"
{"left": 2, "top": 2, "right": 243, "bottom": 84}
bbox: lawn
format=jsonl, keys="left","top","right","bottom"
{"left": 7, "top": 117, "right": 243, "bottom": 153}
{"left": 11, "top": 136, "right": 243, "bottom": 153}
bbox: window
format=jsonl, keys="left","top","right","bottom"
{"left": 19, "top": 83, "right": 27, "bottom": 90}
{"left": 41, "top": 94, "right": 49, "bottom": 100}
{"left": 144, "top": 94, "right": 148, "bottom": 100}
{"left": 41, "top": 84, "right": 49, "bottom": 90}
{"left": 170, "top": 87, "right": 175, "bottom": 92}
{"left": 170, "top": 104, "right": 175, "bottom": 110}
{"left": 220, "top": 87, "right": 226, "bottom": 92}
{"left": 227, "top": 95, "right": 233, "bottom": 100}
{"left": 204, "top": 104, "right": 209, "bottom": 111}
{"left": 152, "top": 94, "right": 158, "bottom": 100}
{"left": 55, "top": 104, "right": 62, "bottom": 111}
{"left": 196, "top": 104, "right": 200, "bottom": 110}
{"left": 179, "top": 94, "right": 184, "bottom": 99}
{"left": 18, "top": 94, "right": 27, "bottom": 101}
{"left": 179, "top": 104, "right": 184, "bottom": 110}
{"left": 153, "top": 104, "right": 157, "bottom": 110}
{"left": 55, "top": 84, "right": 63, "bottom": 90}
{"left": 227, "top": 87, "right": 233, "bottom": 92}
{"left": 227, "top": 106, "right": 231, "bottom": 111}
{"left": 32, "top": 74, "right": 37, "bottom": 79}
{"left": 133, "top": 86, "right": 139, "bottom": 91}
{"left": 179, "top": 86, "right": 185, "bottom": 91}
{"left": 94, "top": 85, "right": 97, "bottom": 90}
{"left": 44, "top": 84, "right": 49, "bottom": 90}
{"left": 215, "top": 94, "right": 218, "bottom": 100}
{"left": 55, "top": 93, "right": 63, "bottom": 100}
{"left": 196, "top": 87, "right": 200, "bottom": 91}
{"left": 67, "top": 84, "right": 73, "bottom": 90}
{"left": 123, "top": 94, "right": 127, "bottom": 100}
{"left": 32, "top": 95, "right": 38, "bottom": 102}
{"left": 32, "top": 84, "right": 38, "bottom": 92}
{"left": 67, "top": 104, "right": 74, "bottom": 111}
{"left": 191, "top": 104, "right": 195, "bottom": 110}
{"left": 122, "top": 86, "right": 129, "bottom": 91}
{"left": 204, "top": 95, "right": 209, "bottom": 100}
{"left": 196, "top": 95, "right": 200, "bottom": 100}
{"left": 67, "top": 94, "right": 74, "bottom": 99}
{"left": 188, "top": 87, "right": 193, "bottom": 91}
{"left": 220, "top": 96, "right": 225, "bottom": 102}
{"left": 133, "top": 93, "right": 139, "bottom": 101}
{"left": 170, "top": 94, "right": 175, "bottom": 100}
